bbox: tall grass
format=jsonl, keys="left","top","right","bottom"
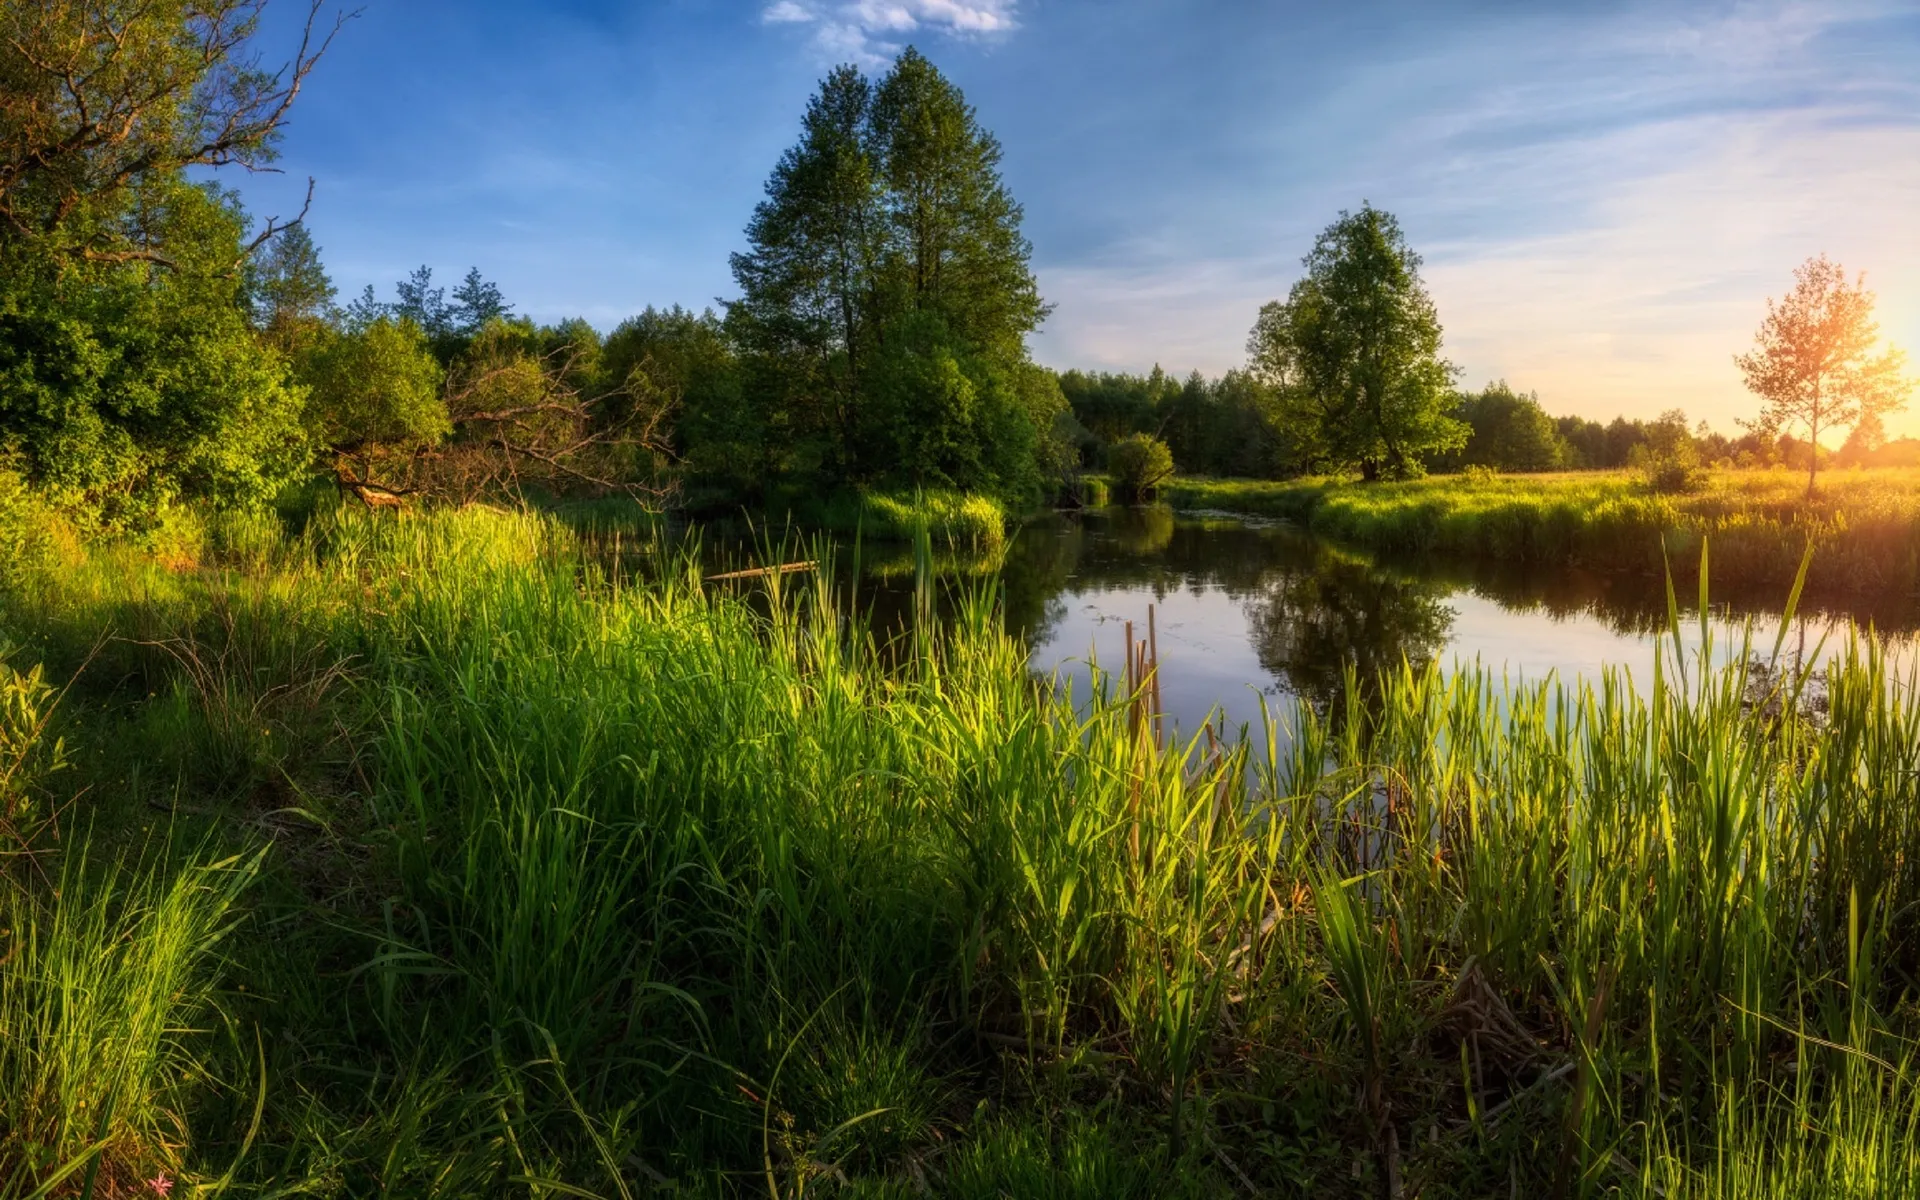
{"left": 1, "top": 849, "right": 260, "bottom": 1198}
{"left": 0, "top": 501, "right": 1917, "bottom": 1194}
{"left": 1165, "top": 467, "right": 1920, "bottom": 600}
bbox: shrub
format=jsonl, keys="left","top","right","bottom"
{"left": 0, "top": 650, "right": 66, "bottom": 857}
{"left": 1107, "top": 434, "right": 1174, "bottom": 502}
{"left": 1631, "top": 441, "right": 1705, "bottom": 494}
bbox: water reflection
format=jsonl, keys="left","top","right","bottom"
{"left": 1005, "top": 507, "right": 1919, "bottom": 735}
{"left": 1240, "top": 544, "right": 1453, "bottom": 710}
{"left": 658, "top": 505, "right": 1920, "bottom": 737}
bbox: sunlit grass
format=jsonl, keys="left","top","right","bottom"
{"left": 0, "top": 499, "right": 1917, "bottom": 1194}
{"left": 1166, "top": 467, "right": 1920, "bottom": 598}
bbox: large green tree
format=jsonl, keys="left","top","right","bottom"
{"left": 0, "top": 0, "right": 342, "bottom": 523}
{"left": 728, "top": 48, "right": 1051, "bottom": 503}
{"left": 1248, "top": 205, "right": 1465, "bottom": 480}
{"left": 0, "top": 181, "right": 310, "bottom": 523}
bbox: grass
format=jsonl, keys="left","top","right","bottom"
{"left": 688, "top": 486, "right": 1009, "bottom": 555}
{"left": 1165, "top": 467, "right": 1920, "bottom": 601}
{"left": 1, "top": 487, "right": 1919, "bottom": 1195}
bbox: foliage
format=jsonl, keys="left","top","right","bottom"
{"left": 248, "top": 222, "right": 336, "bottom": 357}
{"left": 0, "top": 183, "right": 311, "bottom": 525}
{"left": 2, "top": 509, "right": 1919, "bottom": 1194}
{"left": 1436, "top": 381, "right": 1568, "bottom": 473}
{"left": 727, "top": 49, "right": 1051, "bottom": 503}
{"left": 1107, "top": 433, "right": 1175, "bottom": 501}
{"left": 1247, "top": 205, "right": 1467, "bottom": 479}
{"left": 0, "top": 0, "right": 337, "bottom": 260}
{"left": 1737, "top": 255, "right": 1914, "bottom": 497}
{"left": 1164, "top": 466, "right": 1920, "bottom": 600}
{"left": 1628, "top": 408, "right": 1705, "bottom": 493}
{"left": 301, "top": 316, "right": 448, "bottom": 454}
{"left": 1058, "top": 367, "right": 1283, "bottom": 478}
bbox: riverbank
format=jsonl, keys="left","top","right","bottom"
{"left": 677, "top": 485, "right": 1010, "bottom": 553}
{"left": 1165, "top": 467, "right": 1920, "bottom": 600}
{"left": 3, "top": 501, "right": 1920, "bottom": 1196}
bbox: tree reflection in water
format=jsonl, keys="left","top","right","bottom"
{"left": 1240, "top": 541, "right": 1455, "bottom": 712}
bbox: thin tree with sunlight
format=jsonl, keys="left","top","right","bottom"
{"left": 1736, "top": 255, "right": 1912, "bottom": 498}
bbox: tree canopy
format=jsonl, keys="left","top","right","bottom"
{"left": 726, "top": 47, "right": 1055, "bottom": 504}
{"left": 1736, "top": 255, "right": 1913, "bottom": 496}
{"left": 1248, "top": 205, "right": 1465, "bottom": 480}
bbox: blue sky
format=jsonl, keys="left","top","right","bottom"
{"left": 237, "top": 0, "right": 1920, "bottom": 435}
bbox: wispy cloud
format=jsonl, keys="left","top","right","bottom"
{"left": 1032, "top": 0, "right": 1920, "bottom": 436}
{"left": 760, "top": 0, "right": 1018, "bottom": 64}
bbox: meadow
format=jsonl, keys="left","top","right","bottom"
{"left": 1164, "top": 468, "right": 1920, "bottom": 603}
{"left": 3, "top": 494, "right": 1920, "bottom": 1197}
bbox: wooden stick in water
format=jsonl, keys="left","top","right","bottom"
{"left": 1147, "top": 603, "right": 1162, "bottom": 749}
{"left": 704, "top": 561, "right": 817, "bottom": 583}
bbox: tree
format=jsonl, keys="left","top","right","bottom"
{"left": 1628, "top": 409, "right": 1703, "bottom": 494}
{"left": 1837, "top": 412, "right": 1886, "bottom": 468}
{"left": 0, "top": 0, "right": 344, "bottom": 262}
{"left": 1736, "top": 255, "right": 1913, "bottom": 498}
{"left": 0, "top": 2, "right": 342, "bottom": 525}
{"left": 1248, "top": 205, "right": 1465, "bottom": 480}
{"left": 451, "top": 268, "right": 512, "bottom": 336}
{"left": 302, "top": 317, "right": 448, "bottom": 456}
{"left": 728, "top": 48, "right": 1051, "bottom": 502}
{"left": 729, "top": 64, "right": 883, "bottom": 481}
{"left": 603, "top": 306, "right": 751, "bottom": 488}
{"left": 0, "top": 181, "right": 310, "bottom": 523}
{"left": 250, "top": 223, "right": 336, "bottom": 355}
{"left": 1107, "top": 433, "right": 1174, "bottom": 501}
{"left": 393, "top": 266, "right": 452, "bottom": 343}
{"left": 1443, "top": 382, "right": 1567, "bottom": 473}
{"left": 868, "top": 47, "right": 1048, "bottom": 363}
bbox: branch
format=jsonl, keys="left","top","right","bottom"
{"left": 239, "top": 175, "right": 314, "bottom": 260}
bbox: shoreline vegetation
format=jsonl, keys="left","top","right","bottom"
{"left": 1163, "top": 467, "right": 1920, "bottom": 601}
{"left": 2, "top": 504, "right": 1920, "bottom": 1196}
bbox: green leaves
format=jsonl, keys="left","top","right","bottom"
{"left": 1248, "top": 205, "right": 1467, "bottom": 480}
{"left": 300, "top": 317, "right": 448, "bottom": 454}
{"left": 729, "top": 49, "right": 1050, "bottom": 503}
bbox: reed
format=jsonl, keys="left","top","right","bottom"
{"left": 1164, "top": 467, "right": 1920, "bottom": 601}
{"left": 0, "top": 501, "right": 1917, "bottom": 1195}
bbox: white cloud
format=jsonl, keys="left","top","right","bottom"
{"left": 760, "top": 0, "right": 1018, "bottom": 64}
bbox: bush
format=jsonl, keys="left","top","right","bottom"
{"left": 1631, "top": 442, "right": 1705, "bottom": 494}
{"left": 1630, "top": 410, "right": 1706, "bottom": 494}
{"left": 0, "top": 650, "right": 66, "bottom": 856}
{"left": 1107, "top": 434, "right": 1174, "bottom": 502}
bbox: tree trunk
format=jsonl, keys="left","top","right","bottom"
{"left": 1807, "top": 416, "right": 1819, "bottom": 500}
{"left": 1807, "top": 385, "right": 1822, "bottom": 500}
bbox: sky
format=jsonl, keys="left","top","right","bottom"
{"left": 235, "top": 0, "right": 1920, "bottom": 437}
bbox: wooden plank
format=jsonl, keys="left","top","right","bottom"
{"left": 703, "top": 561, "right": 818, "bottom": 583}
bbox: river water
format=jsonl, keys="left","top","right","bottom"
{"left": 689, "top": 505, "right": 1920, "bottom": 738}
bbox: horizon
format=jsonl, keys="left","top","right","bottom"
{"left": 235, "top": 0, "right": 1920, "bottom": 439}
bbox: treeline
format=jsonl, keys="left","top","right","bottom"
{"left": 1057, "top": 369, "right": 1920, "bottom": 481}
{"left": 0, "top": 5, "right": 1069, "bottom": 532}
{"left": 2, "top": 0, "right": 1910, "bottom": 541}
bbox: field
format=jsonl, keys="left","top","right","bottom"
{"left": 1164, "top": 468, "right": 1920, "bottom": 602}
{"left": 3, "top": 498, "right": 1920, "bottom": 1197}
